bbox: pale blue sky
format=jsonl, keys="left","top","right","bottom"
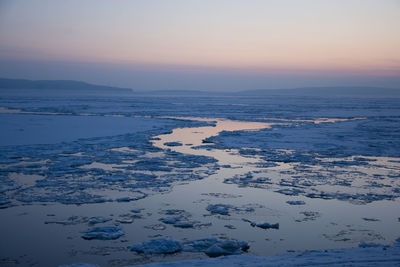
{"left": 0, "top": 0, "right": 399, "bottom": 90}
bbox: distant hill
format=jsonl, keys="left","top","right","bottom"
{"left": 133, "top": 89, "right": 226, "bottom": 96}
{"left": 133, "top": 86, "right": 400, "bottom": 97}
{"left": 0, "top": 78, "right": 133, "bottom": 94}
{"left": 1, "top": 78, "right": 399, "bottom": 97}
{"left": 236, "top": 87, "right": 400, "bottom": 97}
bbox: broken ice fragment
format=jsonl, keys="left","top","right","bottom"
{"left": 173, "top": 222, "right": 194, "bottom": 228}
{"left": 286, "top": 200, "right": 306, "bottom": 205}
{"left": 88, "top": 217, "right": 111, "bottom": 225}
{"left": 206, "top": 204, "right": 231, "bottom": 215}
{"left": 242, "top": 219, "right": 279, "bottom": 229}
{"left": 254, "top": 222, "right": 280, "bottom": 229}
{"left": 182, "top": 238, "right": 249, "bottom": 257}
{"left": 82, "top": 226, "right": 124, "bottom": 240}
{"left": 130, "top": 209, "right": 142, "bottom": 214}
{"left": 160, "top": 217, "right": 181, "bottom": 224}
{"left": 116, "top": 218, "right": 133, "bottom": 224}
{"left": 362, "top": 217, "right": 380, "bottom": 222}
{"left": 164, "top": 142, "right": 183, "bottom": 147}
{"left": 130, "top": 238, "right": 182, "bottom": 254}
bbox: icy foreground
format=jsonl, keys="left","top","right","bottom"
{"left": 1, "top": 93, "right": 400, "bottom": 266}
{"left": 132, "top": 239, "right": 400, "bottom": 267}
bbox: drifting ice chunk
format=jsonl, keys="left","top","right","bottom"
{"left": 206, "top": 204, "right": 255, "bottom": 216}
{"left": 130, "top": 209, "right": 142, "bottom": 214}
{"left": 255, "top": 222, "right": 279, "bottom": 229}
{"left": 243, "top": 219, "right": 279, "bottom": 229}
{"left": 275, "top": 189, "right": 302, "bottom": 196}
{"left": 160, "top": 217, "right": 181, "bottom": 224}
{"left": 206, "top": 204, "right": 231, "bottom": 215}
{"left": 45, "top": 216, "right": 88, "bottom": 225}
{"left": 82, "top": 226, "right": 124, "bottom": 240}
{"left": 115, "top": 191, "right": 146, "bottom": 202}
{"left": 159, "top": 216, "right": 193, "bottom": 228}
{"left": 205, "top": 240, "right": 249, "bottom": 257}
{"left": 164, "top": 142, "right": 183, "bottom": 147}
{"left": 173, "top": 222, "right": 194, "bottom": 228}
{"left": 286, "top": 200, "right": 306, "bottom": 205}
{"left": 88, "top": 217, "right": 111, "bottom": 225}
{"left": 362, "top": 217, "right": 380, "bottom": 222}
{"left": 163, "top": 209, "right": 186, "bottom": 215}
{"left": 116, "top": 218, "right": 133, "bottom": 224}
{"left": 130, "top": 238, "right": 182, "bottom": 254}
{"left": 182, "top": 238, "right": 249, "bottom": 257}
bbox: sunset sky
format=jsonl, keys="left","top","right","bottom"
{"left": 0, "top": 0, "right": 399, "bottom": 90}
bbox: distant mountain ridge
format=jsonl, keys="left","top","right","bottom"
{"left": 133, "top": 89, "right": 226, "bottom": 96}
{"left": 134, "top": 86, "right": 400, "bottom": 97}
{"left": 0, "top": 78, "right": 132, "bottom": 93}
{"left": 132, "top": 87, "right": 400, "bottom": 97}
{"left": 0, "top": 78, "right": 399, "bottom": 97}
{"left": 237, "top": 86, "right": 400, "bottom": 97}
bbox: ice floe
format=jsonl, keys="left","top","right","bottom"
{"left": 242, "top": 219, "right": 279, "bottom": 229}
{"left": 130, "top": 238, "right": 182, "bottom": 254}
{"left": 82, "top": 226, "right": 124, "bottom": 240}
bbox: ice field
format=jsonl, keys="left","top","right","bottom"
{"left": 1, "top": 91, "right": 400, "bottom": 266}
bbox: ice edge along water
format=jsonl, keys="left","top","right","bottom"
{"left": 135, "top": 116, "right": 399, "bottom": 265}
{"left": 61, "top": 116, "right": 400, "bottom": 266}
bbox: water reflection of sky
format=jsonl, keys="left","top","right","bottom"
{"left": 147, "top": 116, "right": 400, "bottom": 256}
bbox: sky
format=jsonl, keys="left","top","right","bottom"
{"left": 0, "top": 0, "right": 399, "bottom": 91}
